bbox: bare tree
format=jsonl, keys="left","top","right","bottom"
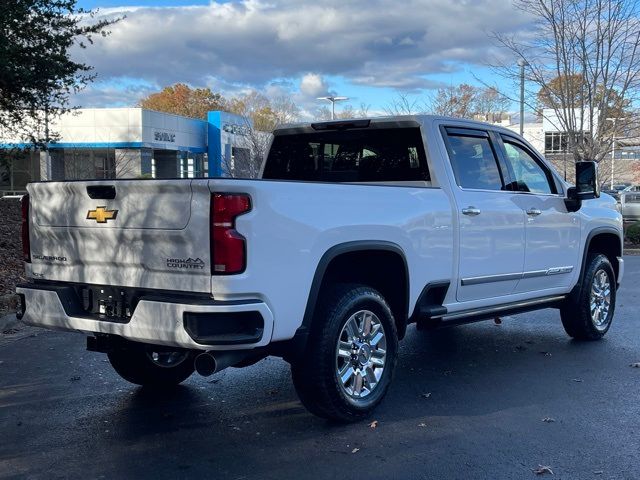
{"left": 493, "top": 0, "right": 640, "bottom": 162}
{"left": 315, "top": 106, "right": 331, "bottom": 121}
{"left": 427, "top": 84, "right": 478, "bottom": 118}
{"left": 385, "top": 86, "right": 511, "bottom": 121}
{"left": 269, "top": 95, "right": 300, "bottom": 127}
{"left": 229, "top": 91, "right": 299, "bottom": 132}
{"left": 358, "top": 103, "right": 371, "bottom": 118}
{"left": 220, "top": 122, "right": 271, "bottom": 179}
{"left": 384, "top": 93, "right": 427, "bottom": 116}
{"left": 220, "top": 128, "right": 270, "bottom": 179}
{"left": 474, "top": 87, "right": 512, "bottom": 122}
{"left": 341, "top": 105, "right": 358, "bottom": 119}
{"left": 224, "top": 91, "right": 300, "bottom": 178}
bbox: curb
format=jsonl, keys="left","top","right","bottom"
{"left": 0, "top": 313, "right": 20, "bottom": 332}
{"left": 623, "top": 249, "right": 640, "bottom": 256}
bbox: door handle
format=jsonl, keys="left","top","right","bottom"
{"left": 462, "top": 206, "right": 481, "bottom": 216}
{"left": 526, "top": 208, "right": 542, "bottom": 216}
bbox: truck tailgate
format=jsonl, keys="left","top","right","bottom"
{"left": 26, "top": 179, "right": 213, "bottom": 293}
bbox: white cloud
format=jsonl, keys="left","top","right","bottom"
{"left": 74, "top": 0, "right": 533, "bottom": 104}
{"left": 299, "top": 73, "right": 329, "bottom": 98}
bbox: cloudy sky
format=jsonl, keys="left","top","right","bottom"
{"left": 72, "top": 0, "right": 534, "bottom": 117}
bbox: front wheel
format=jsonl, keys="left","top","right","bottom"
{"left": 291, "top": 284, "right": 398, "bottom": 422}
{"left": 560, "top": 253, "right": 616, "bottom": 340}
{"left": 107, "top": 341, "right": 195, "bottom": 387}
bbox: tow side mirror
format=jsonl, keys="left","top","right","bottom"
{"left": 575, "top": 161, "right": 600, "bottom": 200}
{"left": 565, "top": 161, "right": 599, "bottom": 212}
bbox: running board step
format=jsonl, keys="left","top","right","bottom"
{"left": 417, "top": 295, "right": 566, "bottom": 330}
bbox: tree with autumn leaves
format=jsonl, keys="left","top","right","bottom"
{"left": 138, "top": 84, "right": 226, "bottom": 120}
{"left": 138, "top": 84, "right": 299, "bottom": 133}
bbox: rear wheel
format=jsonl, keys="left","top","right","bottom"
{"left": 560, "top": 254, "right": 616, "bottom": 340}
{"left": 291, "top": 284, "right": 398, "bottom": 422}
{"left": 107, "top": 341, "right": 195, "bottom": 387}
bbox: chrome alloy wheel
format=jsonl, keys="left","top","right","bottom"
{"left": 335, "top": 309, "right": 387, "bottom": 400}
{"left": 146, "top": 350, "right": 190, "bottom": 368}
{"left": 590, "top": 269, "right": 612, "bottom": 329}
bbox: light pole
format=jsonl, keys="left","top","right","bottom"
{"left": 606, "top": 117, "right": 623, "bottom": 189}
{"left": 317, "top": 96, "right": 349, "bottom": 120}
{"left": 517, "top": 59, "right": 528, "bottom": 136}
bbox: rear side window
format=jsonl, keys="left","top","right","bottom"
{"left": 263, "top": 127, "right": 430, "bottom": 183}
{"left": 444, "top": 131, "right": 504, "bottom": 191}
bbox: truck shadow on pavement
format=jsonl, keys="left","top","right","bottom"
{"left": 89, "top": 311, "right": 616, "bottom": 439}
{"left": 2, "top": 308, "right": 632, "bottom": 479}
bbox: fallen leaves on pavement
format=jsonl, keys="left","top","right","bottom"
{"left": 368, "top": 420, "right": 378, "bottom": 429}
{"left": 532, "top": 465, "right": 554, "bottom": 475}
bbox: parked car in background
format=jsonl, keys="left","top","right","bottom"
{"left": 621, "top": 189, "right": 640, "bottom": 222}
{"left": 602, "top": 184, "right": 629, "bottom": 202}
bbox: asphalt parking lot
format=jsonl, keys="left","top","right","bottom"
{"left": 1, "top": 258, "right": 639, "bottom": 480}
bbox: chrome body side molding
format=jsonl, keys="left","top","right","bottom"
{"left": 461, "top": 266, "right": 574, "bottom": 286}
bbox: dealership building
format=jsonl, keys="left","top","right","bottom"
{"left": 0, "top": 108, "right": 253, "bottom": 195}
{"left": 4, "top": 107, "right": 640, "bottom": 195}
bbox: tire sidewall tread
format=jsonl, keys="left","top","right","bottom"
{"left": 561, "top": 253, "right": 616, "bottom": 341}
{"left": 292, "top": 283, "right": 398, "bottom": 422}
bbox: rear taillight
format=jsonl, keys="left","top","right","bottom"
{"left": 21, "top": 194, "right": 31, "bottom": 263}
{"left": 211, "top": 193, "right": 251, "bottom": 274}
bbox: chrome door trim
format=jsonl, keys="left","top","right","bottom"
{"left": 461, "top": 266, "right": 573, "bottom": 286}
{"left": 461, "top": 272, "right": 522, "bottom": 286}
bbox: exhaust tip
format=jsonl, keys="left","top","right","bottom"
{"left": 194, "top": 352, "right": 217, "bottom": 377}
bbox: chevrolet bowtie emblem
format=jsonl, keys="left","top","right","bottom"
{"left": 87, "top": 206, "right": 118, "bottom": 223}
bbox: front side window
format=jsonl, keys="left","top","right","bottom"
{"left": 446, "top": 133, "right": 503, "bottom": 191}
{"left": 503, "top": 141, "right": 554, "bottom": 194}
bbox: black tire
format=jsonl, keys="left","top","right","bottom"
{"left": 107, "top": 341, "right": 195, "bottom": 387}
{"left": 291, "top": 284, "right": 398, "bottom": 422}
{"left": 560, "top": 253, "right": 616, "bottom": 340}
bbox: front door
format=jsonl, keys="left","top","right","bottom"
{"left": 442, "top": 127, "right": 526, "bottom": 303}
{"left": 498, "top": 135, "right": 581, "bottom": 293}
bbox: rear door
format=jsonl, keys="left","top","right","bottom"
{"left": 28, "top": 179, "right": 213, "bottom": 293}
{"left": 442, "top": 127, "right": 526, "bottom": 303}
{"left": 496, "top": 134, "right": 580, "bottom": 293}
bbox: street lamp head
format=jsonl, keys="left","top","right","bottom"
{"left": 517, "top": 58, "right": 528, "bottom": 67}
{"left": 317, "top": 96, "right": 349, "bottom": 102}
{"left": 317, "top": 95, "right": 349, "bottom": 120}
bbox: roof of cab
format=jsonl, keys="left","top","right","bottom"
{"left": 273, "top": 115, "right": 521, "bottom": 138}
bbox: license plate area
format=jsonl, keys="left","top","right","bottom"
{"left": 79, "top": 286, "right": 135, "bottom": 323}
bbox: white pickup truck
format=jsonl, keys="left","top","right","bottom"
{"left": 17, "top": 116, "right": 623, "bottom": 421}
